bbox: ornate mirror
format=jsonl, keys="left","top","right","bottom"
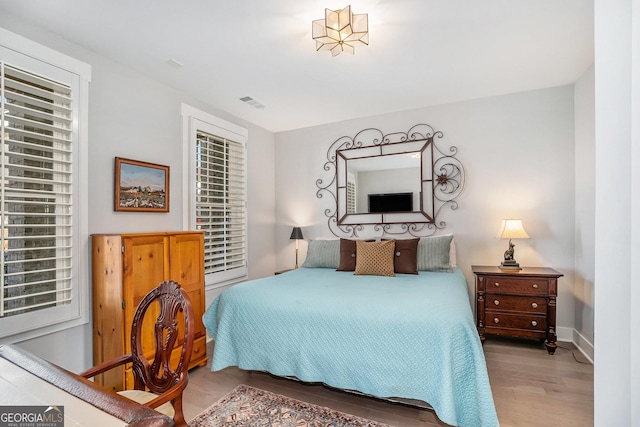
{"left": 316, "top": 124, "right": 465, "bottom": 237}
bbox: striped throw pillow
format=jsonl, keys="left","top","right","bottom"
{"left": 301, "top": 239, "right": 340, "bottom": 268}
{"left": 416, "top": 235, "right": 453, "bottom": 271}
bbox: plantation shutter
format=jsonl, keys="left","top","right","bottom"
{"left": 346, "top": 181, "right": 356, "bottom": 214}
{"left": 0, "top": 62, "right": 73, "bottom": 319}
{"left": 195, "top": 131, "right": 247, "bottom": 281}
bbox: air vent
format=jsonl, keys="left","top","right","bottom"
{"left": 239, "top": 96, "right": 265, "bottom": 109}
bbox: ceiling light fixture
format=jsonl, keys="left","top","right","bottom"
{"left": 312, "top": 5, "right": 368, "bottom": 57}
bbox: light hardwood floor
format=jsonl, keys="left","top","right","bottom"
{"left": 183, "top": 337, "right": 593, "bottom": 426}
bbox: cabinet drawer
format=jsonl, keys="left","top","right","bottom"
{"left": 483, "top": 276, "right": 548, "bottom": 295}
{"left": 188, "top": 336, "right": 207, "bottom": 368}
{"left": 485, "top": 295, "right": 547, "bottom": 314}
{"left": 484, "top": 312, "right": 547, "bottom": 332}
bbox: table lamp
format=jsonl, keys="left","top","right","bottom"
{"left": 497, "top": 219, "right": 529, "bottom": 270}
{"left": 290, "top": 227, "right": 304, "bottom": 268}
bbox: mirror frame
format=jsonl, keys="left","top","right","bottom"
{"left": 316, "top": 124, "right": 465, "bottom": 238}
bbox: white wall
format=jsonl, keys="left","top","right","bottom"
{"left": 275, "top": 86, "right": 576, "bottom": 338}
{"left": 593, "top": 0, "right": 639, "bottom": 425}
{"left": 0, "top": 18, "right": 276, "bottom": 371}
{"left": 573, "top": 65, "right": 595, "bottom": 360}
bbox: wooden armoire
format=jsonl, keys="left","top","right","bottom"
{"left": 91, "top": 231, "right": 208, "bottom": 391}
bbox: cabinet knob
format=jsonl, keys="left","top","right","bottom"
{"left": 493, "top": 318, "right": 500, "bottom": 324}
{"left": 532, "top": 284, "right": 539, "bottom": 289}
{"left": 531, "top": 302, "right": 538, "bottom": 309}
{"left": 531, "top": 320, "right": 538, "bottom": 327}
{"left": 493, "top": 300, "right": 500, "bottom": 306}
{"left": 494, "top": 282, "right": 500, "bottom": 287}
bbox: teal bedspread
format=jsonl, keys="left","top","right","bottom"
{"left": 203, "top": 268, "right": 499, "bottom": 427}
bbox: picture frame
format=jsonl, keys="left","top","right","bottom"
{"left": 114, "top": 157, "right": 170, "bottom": 212}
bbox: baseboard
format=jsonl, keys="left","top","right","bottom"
{"left": 572, "top": 329, "right": 594, "bottom": 363}
{"left": 557, "top": 326, "right": 594, "bottom": 363}
{"left": 556, "top": 326, "right": 573, "bottom": 342}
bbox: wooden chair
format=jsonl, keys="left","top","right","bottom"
{"left": 81, "top": 280, "right": 195, "bottom": 427}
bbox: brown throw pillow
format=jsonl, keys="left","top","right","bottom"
{"left": 393, "top": 238, "right": 420, "bottom": 274}
{"left": 354, "top": 240, "right": 396, "bottom": 277}
{"left": 337, "top": 238, "right": 358, "bottom": 271}
{"left": 337, "top": 238, "right": 375, "bottom": 271}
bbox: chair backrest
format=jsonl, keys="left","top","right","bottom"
{"left": 129, "top": 280, "right": 195, "bottom": 394}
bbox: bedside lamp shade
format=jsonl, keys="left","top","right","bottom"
{"left": 497, "top": 219, "right": 529, "bottom": 270}
{"left": 497, "top": 219, "right": 530, "bottom": 240}
{"left": 290, "top": 227, "right": 304, "bottom": 269}
{"left": 290, "top": 227, "right": 304, "bottom": 240}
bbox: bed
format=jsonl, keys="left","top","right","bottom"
{"left": 202, "top": 237, "right": 499, "bottom": 427}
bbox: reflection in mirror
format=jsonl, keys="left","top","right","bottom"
{"left": 316, "top": 124, "right": 465, "bottom": 238}
{"left": 347, "top": 153, "right": 421, "bottom": 214}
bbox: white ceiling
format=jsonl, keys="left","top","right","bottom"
{"left": 0, "top": 0, "right": 594, "bottom": 133}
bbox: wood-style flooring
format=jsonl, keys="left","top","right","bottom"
{"left": 183, "top": 337, "right": 593, "bottom": 426}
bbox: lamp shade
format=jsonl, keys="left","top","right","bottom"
{"left": 290, "top": 227, "right": 304, "bottom": 240}
{"left": 496, "top": 219, "right": 530, "bottom": 239}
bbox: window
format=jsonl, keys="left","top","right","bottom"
{"left": 182, "top": 105, "right": 248, "bottom": 287}
{"left": 346, "top": 176, "right": 356, "bottom": 214}
{"left": 0, "top": 28, "right": 90, "bottom": 340}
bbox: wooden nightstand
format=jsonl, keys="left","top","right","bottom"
{"left": 472, "top": 265, "right": 563, "bottom": 354}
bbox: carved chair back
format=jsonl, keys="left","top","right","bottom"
{"left": 130, "top": 280, "right": 195, "bottom": 394}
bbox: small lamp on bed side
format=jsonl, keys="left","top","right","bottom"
{"left": 290, "top": 227, "right": 304, "bottom": 269}
{"left": 497, "top": 219, "right": 529, "bottom": 270}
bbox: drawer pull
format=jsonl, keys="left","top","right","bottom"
{"left": 493, "top": 300, "right": 500, "bottom": 306}
{"left": 494, "top": 282, "right": 500, "bottom": 287}
{"left": 532, "top": 284, "right": 539, "bottom": 289}
{"left": 531, "top": 302, "right": 538, "bottom": 309}
{"left": 493, "top": 318, "right": 500, "bottom": 324}
{"left": 531, "top": 320, "right": 538, "bottom": 327}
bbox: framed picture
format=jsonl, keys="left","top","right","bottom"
{"left": 114, "top": 157, "right": 170, "bottom": 212}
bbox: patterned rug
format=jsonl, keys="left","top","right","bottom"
{"left": 188, "top": 384, "right": 394, "bottom": 427}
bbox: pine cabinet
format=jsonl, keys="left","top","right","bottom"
{"left": 91, "top": 231, "right": 208, "bottom": 391}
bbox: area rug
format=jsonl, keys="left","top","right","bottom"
{"left": 188, "top": 384, "right": 394, "bottom": 427}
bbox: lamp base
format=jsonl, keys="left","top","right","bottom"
{"left": 500, "top": 260, "right": 522, "bottom": 270}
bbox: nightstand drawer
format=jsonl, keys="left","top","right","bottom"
{"left": 483, "top": 276, "right": 548, "bottom": 295}
{"left": 485, "top": 295, "right": 547, "bottom": 314}
{"left": 485, "top": 312, "right": 547, "bottom": 332}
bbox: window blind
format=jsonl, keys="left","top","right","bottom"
{"left": 195, "top": 131, "right": 246, "bottom": 278}
{"left": 0, "top": 62, "right": 73, "bottom": 318}
{"left": 347, "top": 181, "right": 356, "bottom": 214}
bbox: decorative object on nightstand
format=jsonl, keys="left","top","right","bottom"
{"left": 289, "top": 227, "right": 304, "bottom": 269}
{"left": 497, "top": 219, "right": 529, "bottom": 270}
{"left": 472, "top": 265, "right": 563, "bottom": 354}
